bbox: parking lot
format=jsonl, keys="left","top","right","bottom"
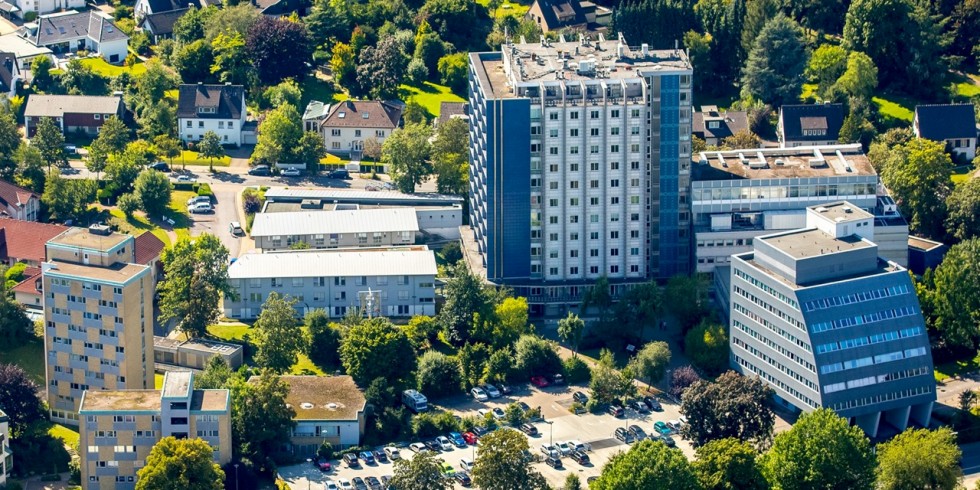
{"left": 278, "top": 382, "right": 696, "bottom": 489}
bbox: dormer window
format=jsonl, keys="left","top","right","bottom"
{"left": 198, "top": 107, "right": 216, "bottom": 115}
{"left": 802, "top": 129, "right": 827, "bottom": 137}
{"left": 338, "top": 112, "right": 346, "bottom": 118}
{"left": 362, "top": 112, "right": 369, "bottom": 119}
{"left": 707, "top": 121, "right": 719, "bottom": 129}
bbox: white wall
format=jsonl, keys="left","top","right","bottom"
{"left": 294, "top": 420, "right": 361, "bottom": 447}
{"left": 15, "top": 0, "right": 85, "bottom": 17}
{"left": 415, "top": 207, "right": 463, "bottom": 233}
{"left": 323, "top": 126, "right": 391, "bottom": 155}
{"left": 94, "top": 39, "right": 128, "bottom": 64}
{"left": 180, "top": 118, "right": 244, "bottom": 146}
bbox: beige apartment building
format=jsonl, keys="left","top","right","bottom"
{"left": 78, "top": 371, "right": 232, "bottom": 490}
{"left": 43, "top": 226, "right": 154, "bottom": 424}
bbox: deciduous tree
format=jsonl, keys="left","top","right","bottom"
{"left": 246, "top": 17, "right": 312, "bottom": 85}
{"left": 513, "top": 334, "right": 563, "bottom": 379}
{"left": 629, "top": 341, "right": 671, "bottom": 388}
{"left": 157, "top": 235, "right": 235, "bottom": 339}
{"left": 197, "top": 131, "right": 225, "bottom": 173}
{"left": 880, "top": 139, "right": 951, "bottom": 239}
{"left": 382, "top": 124, "right": 432, "bottom": 193}
{"left": 210, "top": 33, "right": 249, "bottom": 86}
{"left": 136, "top": 437, "right": 224, "bottom": 490}
{"left": 590, "top": 440, "right": 700, "bottom": 490}
{"left": 153, "top": 135, "right": 182, "bottom": 170}
{"left": 0, "top": 269, "right": 32, "bottom": 349}
{"left": 357, "top": 36, "right": 408, "bottom": 100}
{"left": 339, "top": 318, "right": 417, "bottom": 385}
{"left": 589, "top": 349, "right": 635, "bottom": 405}
{"left": 925, "top": 239, "right": 980, "bottom": 349}
{"left": 437, "top": 53, "right": 468, "bottom": 95}
{"left": 0, "top": 110, "right": 21, "bottom": 181}
{"left": 195, "top": 356, "right": 233, "bottom": 390}
{"left": 835, "top": 51, "right": 878, "bottom": 101}
{"left": 42, "top": 170, "right": 96, "bottom": 222}
{"left": 439, "top": 263, "right": 495, "bottom": 345}
{"left": 684, "top": 320, "right": 729, "bottom": 376}
{"left": 557, "top": 312, "right": 585, "bottom": 355}
{"left": 680, "top": 371, "right": 774, "bottom": 447}
{"left": 389, "top": 450, "right": 452, "bottom": 490}
{"left": 693, "top": 438, "right": 766, "bottom": 490}
{"left": 32, "top": 117, "right": 66, "bottom": 172}
{"left": 231, "top": 371, "right": 296, "bottom": 469}
{"left": 806, "top": 44, "right": 848, "bottom": 97}
{"left": 472, "top": 428, "right": 548, "bottom": 490}
{"left": 252, "top": 104, "right": 303, "bottom": 165}
{"left": 305, "top": 309, "right": 341, "bottom": 368}
{"left": 0, "top": 363, "right": 45, "bottom": 436}
{"left": 416, "top": 351, "right": 463, "bottom": 399}
{"left": 330, "top": 42, "right": 357, "bottom": 88}
{"left": 134, "top": 168, "right": 172, "bottom": 217}
{"left": 254, "top": 292, "right": 308, "bottom": 373}
{"left": 946, "top": 177, "right": 980, "bottom": 241}
{"left": 876, "top": 427, "right": 961, "bottom": 490}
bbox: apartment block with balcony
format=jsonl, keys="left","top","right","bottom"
{"left": 42, "top": 225, "right": 154, "bottom": 425}
{"left": 78, "top": 371, "right": 232, "bottom": 490}
{"left": 729, "top": 202, "right": 934, "bottom": 437}
{"left": 467, "top": 33, "right": 692, "bottom": 314}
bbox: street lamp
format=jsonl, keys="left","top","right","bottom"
{"left": 546, "top": 420, "right": 554, "bottom": 447}
{"left": 234, "top": 463, "right": 239, "bottom": 490}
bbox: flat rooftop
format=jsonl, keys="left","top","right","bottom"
{"left": 45, "top": 260, "right": 149, "bottom": 284}
{"left": 909, "top": 236, "right": 945, "bottom": 252}
{"left": 693, "top": 144, "right": 875, "bottom": 181}
{"left": 474, "top": 35, "right": 691, "bottom": 99}
{"left": 250, "top": 208, "right": 420, "bottom": 238}
{"left": 228, "top": 248, "right": 437, "bottom": 279}
{"left": 256, "top": 375, "right": 366, "bottom": 421}
{"left": 48, "top": 227, "right": 130, "bottom": 252}
{"left": 263, "top": 201, "right": 460, "bottom": 214}
{"left": 809, "top": 202, "right": 873, "bottom": 223}
{"left": 759, "top": 228, "right": 873, "bottom": 259}
{"left": 190, "top": 390, "right": 229, "bottom": 412}
{"left": 263, "top": 187, "right": 463, "bottom": 206}
{"left": 79, "top": 390, "right": 160, "bottom": 412}
{"left": 161, "top": 371, "right": 192, "bottom": 398}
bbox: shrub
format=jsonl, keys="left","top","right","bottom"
{"left": 562, "top": 356, "right": 591, "bottom": 384}
{"left": 440, "top": 241, "right": 463, "bottom": 264}
{"left": 504, "top": 402, "right": 525, "bottom": 427}
{"left": 23, "top": 11, "right": 36, "bottom": 22}
{"left": 195, "top": 182, "right": 213, "bottom": 197}
{"left": 316, "top": 441, "right": 333, "bottom": 460}
{"left": 407, "top": 58, "right": 429, "bottom": 85}
{"left": 570, "top": 401, "right": 585, "bottom": 414}
{"left": 117, "top": 192, "right": 140, "bottom": 218}
{"left": 670, "top": 365, "right": 703, "bottom": 399}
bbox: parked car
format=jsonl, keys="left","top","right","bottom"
{"left": 365, "top": 476, "right": 382, "bottom": 490}
{"left": 248, "top": 165, "right": 271, "bottom": 176}
{"left": 614, "top": 427, "right": 634, "bottom": 443}
{"left": 568, "top": 440, "right": 590, "bottom": 453}
{"left": 358, "top": 451, "right": 375, "bottom": 465}
{"left": 658, "top": 434, "right": 676, "bottom": 447}
{"left": 328, "top": 169, "right": 351, "bottom": 179}
{"left": 459, "top": 457, "right": 474, "bottom": 472}
{"left": 316, "top": 460, "right": 332, "bottom": 472}
{"left": 281, "top": 168, "right": 302, "bottom": 177}
{"left": 436, "top": 436, "right": 453, "bottom": 451}
{"left": 462, "top": 431, "right": 478, "bottom": 445}
{"left": 408, "top": 442, "right": 428, "bottom": 453}
{"left": 540, "top": 444, "right": 560, "bottom": 458}
{"left": 175, "top": 174, "right": 196, "bottom": 183}
{"left": 472, "top": 426, "right": 490, "bottom": 437}
{"left": 424, "top": 439, "right": 442, "bottom": 452}
{"left": 351, "top": 477, "right": 367, "bottom": 490}
{"left": 342, "top": 453, "right": 359, "bottom": 467}
{"left": 519, "top": 423, "right": 538, "bottom": 436}
{"left": 569, "top": 450, "right": 590, "bottom": 465}
{"left": 187, "top": 195, "right": 211, "bottom": 206}
{"left": 448, "top": 432, "right": 466, "bottom": 447}
{"left": 517, "top": 401, "right": 531, "bottom": 413}
{"left": 667, "top": 419, "right": 684, "bottom": 432}
{"left": 545, "top": 455, "right": 563, "bottom": 469}
{"left": 491, "top": 407, "right": 506, "bottom": 419}
{"left": 482, "top": 384, "right": 501, "bottom": 398}
{"left": 572, "top": 391, "right": 589, "bottom": 404}
{"left": 455, "top": 471, "right": 472, "bottom": 487}
{"left": 630, "top": 400, "right": 649, "bottom": 413}
{"left": 324, "top": 481, "right": 339, "bottom": 490}
{"left": 188, "top": 202, "right": 213, "bottom": 214}
{"left": 653, "top": 421, "right": 672, "bottom": 435}
{"left": 471, "top": 387, "right": 489, "bottom": 401}
{"left": 383, "top": 446, "right": 401, "bottom": 460}
{"left": 608, "top": 404, "right": 625, "bottom": 417}
{"left": 477, "top": 408, "right": 490, "bottom": 418}
{"left": 372, "top": 448, "right": 387, "bottom": 463}
{"left": 530, "top": 376, "right": 550, "bottom": 388}
{"left": 149, "top": 161, "right": 170, "bottom": 172}
{"left": 555, "top": 441, "right": 573, "bottom": 456}
{"left": 643, "top": 396, "right": 663, "bottom": 411}
{"left": 380, "top": 476, "right": 390, "bottom": 488}
{"left": 336, "top": 479, "right": 352, "bottom": 490}
{"left": 628, "top": 425, "right": 647, "bottom": 441}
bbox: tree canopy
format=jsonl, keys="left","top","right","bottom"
{"left": 590, "top": 440, "right": 701, "bottom": 490}
{"left": 875, "top": 427, "right": 961, "bottom": 490}
{"left": 880, "top": 138, "right": 952, "bottom": 239}
{"left": 741, "top": 15, "right": 809, "bottom": 106}
{"left": 382, "top": 123, "right": 433, "bottom": 194}
{"left": 254, "top": 292, "right": 308, "bottom": 373}
{"left": 680, "top": 371, "right": 774, "bottom": 447}
{"left": 693, "top": 438, "right": 767, "bottom": 490}
{"left": 157, "top": 235, "right": 234, "bottom": 339}
{"left": 339, "top": 318, "right": 417, "bottom": 385}
{"left": 0, "top": 363, "right": 46, "bottom": 436}
{"left": 136, "top": 437, "right": 224, "bottom": 490}
{"left": 471, "top": 428, "right": 548, "bottom": 490}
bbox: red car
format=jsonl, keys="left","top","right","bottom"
{"left": 462, "top": 431, "right": 478, "bottom": 445}
{"left": 318, "top": 461, "right": 332, "bottom": 472}
{"left": 530, "top": 376, "right": 550, "bottom": 388}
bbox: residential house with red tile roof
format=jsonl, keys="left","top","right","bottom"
{"left": 0, "top": 179, "right": 39, "bottom": 221}
{"left": 11, "top": 265, "right": 42, "bottom": 310}
{"left": 304, "top": 100, "right": 403, "bottom": 158}
{"left": 133, "top": 231, "right": 165, "bottom": 283}
{"left": 0, "top": 218, "right": 68, "bottom": 266}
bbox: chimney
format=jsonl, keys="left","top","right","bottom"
{"left": 641, "top": 43, "right": 649, "bottom": 57}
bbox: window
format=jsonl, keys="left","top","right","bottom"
{"left": 590, "top": 110, "right": 599, "bottom": 119}
{"left": 198, "top": 121, "right": 204, "bottom": 128}
{"left": 549, "top": 129, "right": 558, "bottom": 138}
{"left": 218, "top": 121, "right": 224, "bottom": 129}
{"left": 570, "top": 129, "right": 579, "bottom": 137}
{"left": 186, "top": 120, "right": 192, "bottom": 128}
{"left": 569, "top": 111, "right": 579, "bottom": 119}
{"left": 331, "top": 129, "right": 341, "bottom": 136}
{"left": 610, "top": 109, "right": 620, "bottom": 118}
{"left": 94, "top": 114, "right": 101, "bottom": 120}
{"left": 590, "top": 128, "right": 599, "bottom": 136}
{"left": 228, "top": 121, "right": 233, "bottom": 129}
{"left": 610, "top": 144, "right": 619, "bottom": 153}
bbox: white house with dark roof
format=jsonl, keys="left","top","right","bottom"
{"left": 17, "top": 10, "right": 128, "bottom": 63}
{"left": 137, "top": 8, "right": 188, "bottom": 42}
{"left": 693, "top": 105, "right": 750, "bottom": 146}
{"left": 304, "top": 100, "right": 403, "bottom": 157}
{"left": 6, "top": 0, "right": 83, "bottom": 19}
{"left": 177, "top": 83, "right": 247, "bottom": 146}
{"left": 913, "top": 104, "right": 977, "bottom": 162}
{"left": 0, "top": 52, "right": 19, "bottom": 98}
{"left": 777, "top": 103, "right": 845, "bottom": 148}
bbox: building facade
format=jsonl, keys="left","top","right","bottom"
{"left": 304, "top": 100, "right": 402, "bottom": 157}
{"left": 0, "top": 179, "right": 39, "bottom": 221}
{"left": 24, "top": 94, "right": 125, "bottom": 138}
{"left": 176, "top": 83, "right": 246, "bottom": 146}
{"left": 223, "top": 249, "right": 437, "bottom": 320}
{"left": 9, "top": 0, "right": 85, "bottom": 21}
{"left": 691, "top": 144, "right": 907, "bottom": 280}
{"left": 0, "top": 409, "right": 10, "bottom": 486}
{"left": 777, "top": 104, "right": 845, "bottom": 148}
{"left": 468, "top": 34, "right": 692, "bottom": 312}
{"left": 43, "top": 226, "right": 154, "bottom": 424}
{"left": 78, "top": 371, "right": 232, "bottom": 490}
{"left": 913, "top": 104, "right": 977, "bottom": 162}
{"left": 17, "top": 11, "right": 128, "bottom": 62}
{"left": 729, "top": 203, "right": 935, "bottom": 437}
{"left": 250, "top": 208, "right": 419, "bottom": 251}
{"left": 275, "top": 376, "right": 366, "bottom": 452}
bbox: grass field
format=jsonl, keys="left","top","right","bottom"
{"left": 208, "top": 322, "right": 253, "bottom": 341}
{"left": 872, "top": 95, "right": 915, "bottom": 122}
{"left": 178, "top": 150, "right": 232, "bottom": 167}
{"left": 168, "top": 190, "right": 196, "bottom": 242}
{"left": 290, "top": 352, "right": 326, "bottom": 375}
{"left": 475, "top": 0, "right": 530, "bottom": 18}
{"left": 109, "top": 209, "right": 172, "bottom": 248}
{"left": 48, "top": 423, "right": 80, "bottom": 449}
{"left": 399, "top": 82, "right": 465, "bottom": 117}
{"left": 0, "top": 338, "right": 45, "bottom": 384}
{"left": 80, "top": 57, "right": 147, "bottom": 77}
{"left": 301, "top": 77, "right": 349, "bottom": 111}
{"left": 935, "top": 352, "right": 980, "bottom": 383}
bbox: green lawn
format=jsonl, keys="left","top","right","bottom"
{"left": 475, "top": 0, "right": 530, "bottom": 18}
{"left": 80, "top": 57, "right": 147, "bottom": 77}
{"left": 935, "top": 352, "right": 980, "bottom": 383}
{"left": 301, "top": 77, "right": 348, "bottom": 111}
{"left": 0, "top": 338, "right": 45, "bottom": 384}
{"left": 109, "top": 209, "right": 172, "bottom": 248}
{"left": 872, "top": 95, "right": 915, "bottom": 123}
{"left": 399, "top": 82, "right": 466, "bottom": 118}
{"left": 177, "top": 150, "right": 231, "bottom": 167}
{"left": 956, "top": 80, "right": 980, "bottom": 99}
{"left": 168, "top": 190, "right": 195, "bottom": 242}
{"left": 208, "top": 322, "right": 253, "bottom": 341}
{"left": 48, "top": 423, "right": 80, "bottom": 449}
{"left": 290, "top": 353, "right": 326, "bottom": 375}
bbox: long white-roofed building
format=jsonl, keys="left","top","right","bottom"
{"left": 223, "top": 248, "right": 437, "bottom": 319}
{"left": 249, "top": 208, "right": 420, "bottom": 251}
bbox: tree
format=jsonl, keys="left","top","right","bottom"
{"left": 356, "top": 36, "right": 408, "bottom": 100}
{"left": 926, "top": 239, "right": 980, "bottom": 349}
{"left": 389, "top": 450, "right": 452, "bottom": 490}
{"left": 232, "top": 372, "right": 296, "bottom": 470}
{"left": 339, "top": 318, "right": 417, "bottom": 385}
{"left": 262, "top": 79, "right": 302, "bottom": 109}
{"left": 806, "top": 44, "right": 848, "bottom": 97}
{"left": 246, "top": 17, "right": 312, "bottom": 85}
{"left": 485, "top": 348, "right": 516, "bottom": 384}
{"left": 416, "top": 351, "right": 463, "bottom": 399}
{"left": 305, "top": 309, "right": 341, "bottom": 368}
{"left": 472, "top": 429, "right": 548, "bottom": 490}
{"left": 720, "top": 129, "right": 761, "bottom": 150}
{"left": 432, "top": 149, "right": 467, "bottom": 195}
{"left": 15, "top": 143, "right": 46, "bottom": 193}
{"left": 157, "top": 235, "right": 235, "bottom": 339}
{"left": 0, "top": 266, "right": 33, "bottom": 349}
{"left": 437, "top": 53, "right": 468, "bottom": 95}
{"left": 590, "top": 440, "right": 701, "bottom": 490}
{"left": 210, "top": 33, "right": 248, "bottom": 86}
{"left": 97, "top": 116, "right": 130, "bottom": 155}
{"left": 173, "top": 5, "right": 215, "bottom": 44}
{"left": 492, "top": 297, "right": 529, "bottom": 349}
{"left": 174, "top": 39, "right": 215, "bottom": 84}
{"left": 557, "top": 312, "right": 585, "bottom": 355}
{"left": 628, "top": 341, "right": 671, "bottom": 388}
{"left": 419, "top": 0, "right": 492, "bottom": 52}
{"left": 85, "top": 139, "right": 109, "bottom": 183}
{"left": 197, "top": 131, "right": 225, "bottom": 173}
{"left": 880, "top": 139, "right": 952, "bottom": 239}
{"left": 946, "top": 177, "right": 980, "bottom": 241}
{"left": 589, "top": 349, "right": 635, "bottom": 405}
{"left": 680, "top": 371, "right": 774, "bottom": 447}
{"left": 42, "top": 170, "right": 96, "bottom": 222}
{"left": 0, "top": 111, "right": 21, "bottom": 181}
{"left": 153, "top": 135, "right": 182, "bottom": 170}
{"left": 513, "top": 334, "right": 562, "bottom": 379}
{"left": 741, "top": 15, "right": 808, "bottom": 106}
{"left": 296, "top": 132, "right": 326, "bottom": 174}
{"left": 31, "top": 55, "right": 52, "bottom": 90}
{"left": 32, "top": 117, "right": 66, "bottom": 172}
{"left": 741, "top": 0, "right": 780, "bottom": 56}
{"left": 835, "top": 51, "right": 878, "bottom": 101}
{"left": 330, "top": 42, "right": 357, "bottom": 88}
{"left": 693, "top": 438, "right": 766, "bottom": 490}
{"left": 195, "top": 356, "right": 233, "bottom": 390}
{"left": 684, "top": 321, "right": 729, "bottom": 376}
{"left": 581, "top": 275, "right": 613, "bottom": 327}
{"left": 134, "top": 169, "right": 172, "bottom": 217}
{"left": 136, "top": 437, "right": 224, "bottom": 490}
{"left": 875, "top": 427, "right": 961, "bottom": 490}
{"left": 439, "top": 263, "right": 494, "bottom": 345}
{"left": 670, "top": 365, "right": 703, "bottom": 398}
{"left": 403, "top": 99, "right": 430, "bottom": 126}
{"left": 254, "top": 292, "right": 308, "bottom": 373}
{"left": 118, "top": 192, "right": 140, "bottom": 217}
{"left": 760, "top": 408, "right": 876, "bottom": 490}
{"left": 664, "top": 275, "right": 709, "bottom": 330}
{"left": 251, "top": 104, "right": 303, "bottom": 165}
{"left": 0, "top": 363, "right": 46, "bottom": 436}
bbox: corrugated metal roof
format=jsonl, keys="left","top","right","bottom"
{"left": 250, "top": 208, "right": 420, "bottom": 237}
{"left": 228, "top": 249, "right": 437, "bottom": 278}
